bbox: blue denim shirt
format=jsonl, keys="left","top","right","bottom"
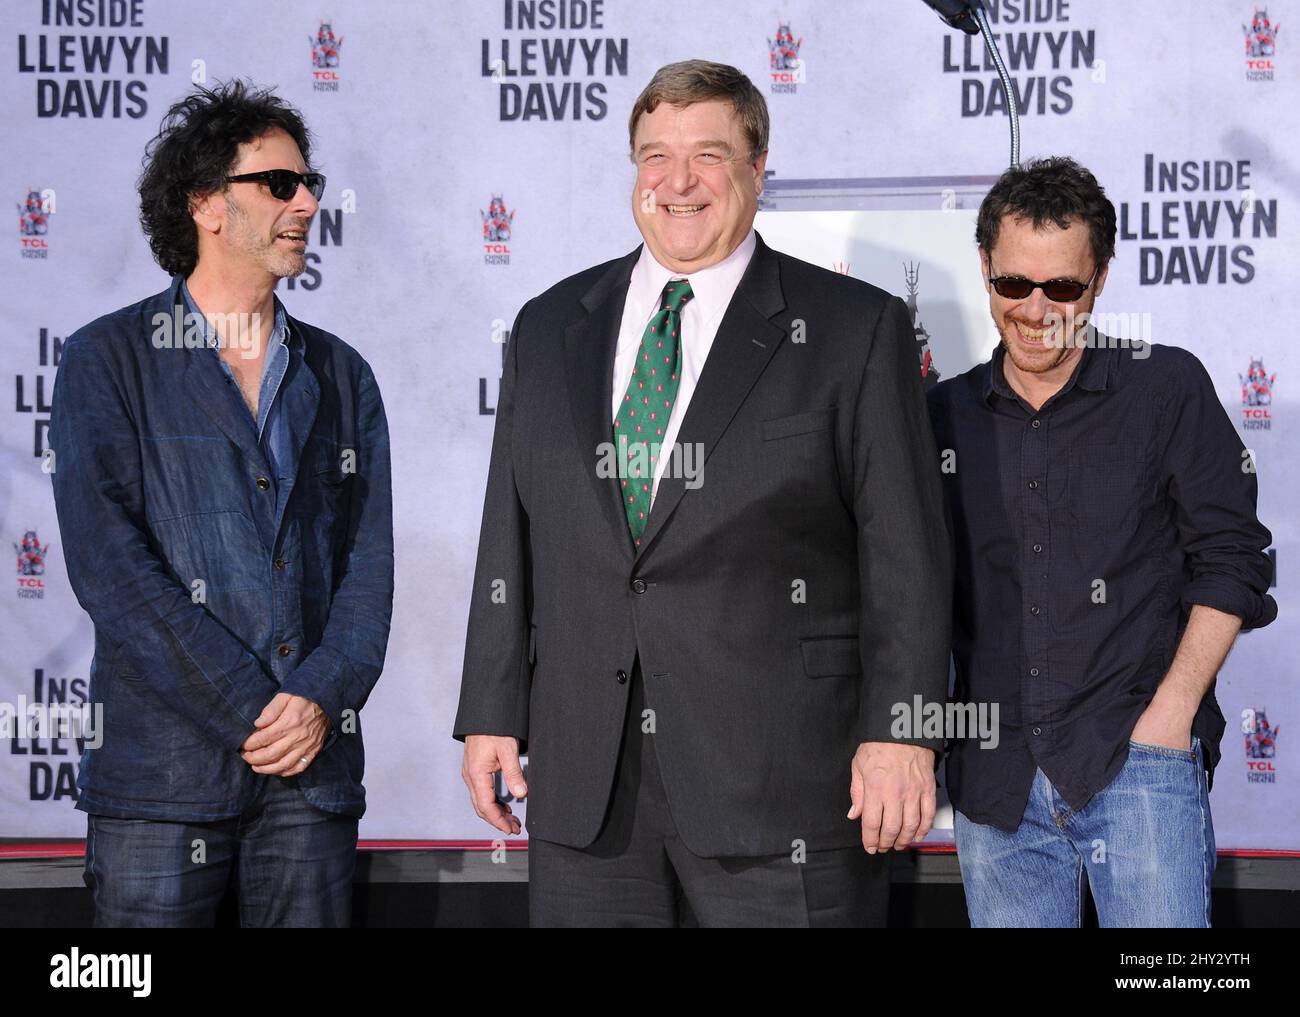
{"left": 49, "top": 274, "right": 394, "bottom": 821}
{"left": 181, "top": 280, "right": 295, "bottom": 521}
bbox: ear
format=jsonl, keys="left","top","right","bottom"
{"left": 190, "top": 189, "right": 225, "bottom": 238}
{"left": 1092, "top": 260, "right": 1110, "bottom": 301}
{"left": 979, "top": 249, "right": 992, "bottom": 293}
{"left": 752, "top": 150, "right": 768, "bottom": 197}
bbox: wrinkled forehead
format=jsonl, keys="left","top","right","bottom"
{"left": 632, "top": 99, "right": 744, "bottom": 149}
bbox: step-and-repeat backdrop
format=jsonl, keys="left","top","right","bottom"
{"left": 1, "top": 1, "right": 1293, "bottom": 847}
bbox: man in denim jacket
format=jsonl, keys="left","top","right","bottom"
{"left": 48, "top": 81, "right": 394, "bottom": 927}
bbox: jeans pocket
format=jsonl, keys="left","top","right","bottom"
{"left": 1128, "top": 737, "right": 1197, "bottom": 762}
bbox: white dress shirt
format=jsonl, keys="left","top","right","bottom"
{"left": 611, "top": 228, "right": 757, "bottom": 509}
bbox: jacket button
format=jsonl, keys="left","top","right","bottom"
{"left": 631, "top": 579, "right": 647, "bottom": 594}
{"left": 615, "top": 670, "right": 628, "bottom": 684}
{"left": 1029, "top": 667, "right": 1040, "bottom": 677}
{"left": 1030, "top": 605, "right": 1041, "bottom": 616}
{"left": 256, "top": 476, "right": 270, "bottom": 490}
{"left": 1032, "top": 727, "right": 1042, "bottom": 736}
{"left": 277, "top": 643, "right": 293, "bottom": 657}
{"left": 274, "top": 558, "right": 286, "bottom": 570}
{"left": 1033, "top": 543, "right": 1043, "bottom": 553}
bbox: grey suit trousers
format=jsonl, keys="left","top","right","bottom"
{"left": 528, "top": 659, "right": 890, "bottom": 928}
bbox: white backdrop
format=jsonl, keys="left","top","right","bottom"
{"left": 1, "top": 0, "right": 1293, "bottom": 848}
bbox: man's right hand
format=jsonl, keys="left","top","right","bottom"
{"left": 462, "top": 735, "right": 528, "bottom": 836}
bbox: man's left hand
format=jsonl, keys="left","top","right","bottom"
{"left": 240, "top": 693, "right": 329, "bottom": 776}
{"left": 848, "top": 742, "right": 936, "bottom": 854}
{"left": 1130, "top": 697, "right": 1195, "bottom": 752}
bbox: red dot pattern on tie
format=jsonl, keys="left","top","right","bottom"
{"left": 612, "top": 278, "right": 692, "bottom": 544}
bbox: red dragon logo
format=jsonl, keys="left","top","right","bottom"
{"left": 14, "top": 530, "right": 48, "bottom": 576}
{"left": 1240, "top": 357, "right": 1276, "bottom": 407}
{"left": 1244, "top": 7, "right": 1280, "bottom": 57}
{"left": 768, "top": 23, "right": 802, "bottom": 71}
{"left": 481, "top": 194, "right": 515, "bottom": 243}
{"left": 17, "top": 189, "right": 49, "bottom": 236}
{"left": 310, "top": 21, "right": 343, "bottom": 69}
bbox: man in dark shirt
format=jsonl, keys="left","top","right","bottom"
{"left": 927, "top": 157, "right": 1276, "bottom": 927}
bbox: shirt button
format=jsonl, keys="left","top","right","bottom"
{"left": 1030, "top": 605, "right": 1041, "bottom": 616}
{"left": 631, "top": 579, "right": 647, "bottom": 594}
{"left": 1028, "top": 480, "right": 1039, "bottom": 490}
{"left": 1031, "top": 419, "right": 1041, "bottom": 429}
{"left": 277, "top": 643, "right": 293, "bottom": 657}
{"left": 1033, "top": 543, "right": 1043, "bottom": 553}
{"left": 1029, "top": 667, "right": 1040, "bottom": 677}
{"left": 615, "top": 669, "right": 628, "bottom": 684}
{"left": 274, "top": 558, "right": 286, "bottom": 570}
{"left": 256, "top": 476, "right": 270, "bottom": 490}
{"left": 1032, "top": 726, "right": 1042, "bottom": 736}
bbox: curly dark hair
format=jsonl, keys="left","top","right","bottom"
{"left": 138, "top": 80, "right": 314, "bottom": 276}
{"left": 975, "top": 156, "right": 1117, "bottom": 269}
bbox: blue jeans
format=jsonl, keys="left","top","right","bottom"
{"left": 83, "top": 777, "right": 358, "bottom": 927}
{"left": 955, "top": 736, "right": 1215, "bottom": 927}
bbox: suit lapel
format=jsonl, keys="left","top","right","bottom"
{"left": 634, "top": 233, "right": 787, "bottom": 562}
{"left": 564, "top": 247, "right": 642, "bottom": 561}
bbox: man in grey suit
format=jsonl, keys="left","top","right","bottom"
{"left": 455, "top": 60, "right": 951, "bottom": 927}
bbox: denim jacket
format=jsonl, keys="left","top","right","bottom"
{"left": 49, "top": 274, "right": 394, "bottom": 821}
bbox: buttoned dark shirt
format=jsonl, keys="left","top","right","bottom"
{"left": 927, "top": 339, "right": 1276, "bottom": 831}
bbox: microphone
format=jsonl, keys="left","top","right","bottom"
{"left": 920, "top": 0, "right": 984, "bottom": 35}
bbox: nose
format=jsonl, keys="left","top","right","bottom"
{"left": 291, "top": 181, "right": 319, "bottom": 218}
{"left": 1021, "top": 287, "right": 1049, "bottom": 322}
{"left": 667, "top": 157, "right": 697, "bottom": 202}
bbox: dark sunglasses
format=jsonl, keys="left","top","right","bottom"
{"left": 988, "top": 263, "right": 1099, "bottom": 302}
{"left": 225, "top": 169, "right": 326, "bottom": 201}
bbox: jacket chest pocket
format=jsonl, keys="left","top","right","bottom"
{"left": 761, "top": 407, "right": 834, "bottom": 442}
{"left": 759, "top": 407, "right": 836, "bottom": 473}
{"left": 305, "top": 444, "right": 355, "bottom": 503}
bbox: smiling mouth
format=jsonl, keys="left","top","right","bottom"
{"left": 665, "top": 204, "right": 706, "bottom": 217}
{"left": 1013, "top": 321, "right": 1056, "bottom": 345}
{"left": 276, "top": 229, "right": 307, "bottom": 244}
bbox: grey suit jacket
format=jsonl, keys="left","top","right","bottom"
{"left": 455, "top": 231, "right": 952, "bottom": 857}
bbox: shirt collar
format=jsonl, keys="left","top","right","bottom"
{"left": 1074, "top": 338, "right": 1114, "bottom": 392}
{"left": 983, "top": 340, "right": 1113, "bottom": 406}
{"left": 179, "top": 277, "right": 293, "bottom": 357}
{"left": 628, "top": 228, "right": 757, "bottom": 325}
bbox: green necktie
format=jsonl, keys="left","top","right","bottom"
{"left": 613, "top": 278, "right": 693, "bottom": 545}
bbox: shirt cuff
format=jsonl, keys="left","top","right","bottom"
{"left": 1182, "top": 578, "right": 1278, "bottom": 630}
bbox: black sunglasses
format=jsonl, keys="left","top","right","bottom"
{"left": 988, "top": 263, "right": 1099, "bottom": 302}
{"left": 225, "top": 169, "right": 326, "bottom": 201}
